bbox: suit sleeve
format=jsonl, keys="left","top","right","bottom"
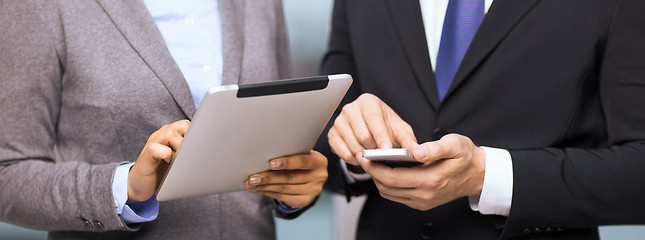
{"left": 0, "top": 1, "right": 134, "bottom": 232}
{"left": 315, "top": 0, "right": 372, "bottom": 200}
{"left": 501, "top": 0, "right": 645, "bottom": 238}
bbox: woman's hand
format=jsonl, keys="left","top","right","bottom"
{"left": 245, "top": 150, "right": 328, "bottom": 209}
{"left": 127, "top": 120, "right": 190, "bottom": 203}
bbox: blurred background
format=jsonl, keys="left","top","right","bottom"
{"left": 1, "top": 0, "right": 644, "bottom": 239}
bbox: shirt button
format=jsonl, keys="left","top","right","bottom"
{"left": 433, "top": 128, "right": 442, "bottom": 139}
{"left": 203, "top": 65, "right": 212, "bottom": 72}
{"left": 419, "top": 222, "right": 434, "bottom": 239}
{"left": 185, "top": 18, "right": 194, "bottom": 25}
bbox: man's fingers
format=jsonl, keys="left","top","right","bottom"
{"left": 390, "top": 121, "right": 418, "bottom": 150}
{"left": 379, "top": 103, "right": 418, "bottom": 149}
{"left": 359, "top": 155, "right": 426, "bottom": 188}
{"left": 373, "top": 178, "right": 415, "bottom": 192}
{"left": 357, "top": 94, "right": 393, "bottom": 149}
{"left": 329, "top": 127, "right": 359, "bottom": 165}
{"left": 334, "top": 114, "right": 368, "bottom": 156}
{"left": 373, "top": 178, "right": 414, "bottom": 202}
{"left": 358, "top": 93, "right": 417, "bottom": 150}
{"left": 342, "top": 103, "right": 378, "bottom": 149}
{"left": 412, "top": 134, "right": 463, "bottom": 163}
{"left": 411, "top": 134, "right": 479, "bottom": 165}
{"left": 356, "top": 155, "right": 395, "bottom": 184}
{"left": 377, "top": 189, "right": 412, "bottom": 205}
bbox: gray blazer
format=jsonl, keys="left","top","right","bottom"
{"left": 0, "top": 0, "right": 292, "bottom": 239}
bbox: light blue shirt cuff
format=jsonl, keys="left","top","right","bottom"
{"left": 276, "top": 200, "right": 303, "bottom": 214}
{"left": 112, "top": 162, "right": 159, "bottom": 224}
{"left": 121, "top": 196, "right": 159, "bottom": 223}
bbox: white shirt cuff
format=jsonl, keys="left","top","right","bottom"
{"left": 339, "top": 158, "right": 372, "bottom": 184}
{"left": 468, "top": 146, "right": 513, "bottom": 216}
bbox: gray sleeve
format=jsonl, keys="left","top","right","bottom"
{"left": 0, "top": 0, "right": 132, "bottom": 232}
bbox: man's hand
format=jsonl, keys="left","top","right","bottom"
{"left": 358, "top": 134, "right": 486, "bottom": 211}
{"left": 328, "top": 93, "right": 418, "bottom": 166}
{"left": 245, "top": 150, "right": 328, "bottom": 209}
{"left": 128, "top": 120, "right": 190, "bottom": 203}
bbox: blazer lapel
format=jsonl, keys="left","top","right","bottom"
{"left": 94, "top": 0, "right": 196, "bottom": 119}
{"left": 384, "top": 0, "right": 440, "bottom": 110}
{"left": 444, "top": 0, "right": 542, "bottom": 100}
{"left": 219, "top": 0, "right": 245, "bottom": 85}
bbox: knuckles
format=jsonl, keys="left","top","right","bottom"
{"left": 271, "top": 194, "right": 284, "bottom": 202}
{"left": 422, "top": 176, "right": 443, "bottom": 190}
{"left": 413, "top": 204, "right": 434, "bottom": 211}
{"left": 319, "top": 170, "right": 328, "bottom": 181}
{"left": 341, "top": 103, "right": 356, "bottom": 115}
{"left": 175, "top": 119, "right": 190, "bottom": 128}
{"left": 162, "top": 128, "right": 175, "bottom": 137}
{"left": 333, "top": 116, "right": 345, "bottom": 128}
{"left": 378, "top": 174, "right": 398, "bottom": 187}
{"left": 440, "top": 134, "right": 462, "bottom": 147}
{"left": 312, "top": 151, "right": 328, "bottom": 167}
{"left": 328, "top": 127, "right": 338, "bottom": 139}
{"left": 340, "top": 152, "right": 356, "bottom": 163}
{"left": 356, "top": 131, "right": 373, "bottom": 146}
{"left": 418, "top": 191, "right": 436, "bottom": 203}
{"left": 356, "top": 93, "right": 380, "bottom": 104}
{"left": 378, "top": 191, "right": 389, "bottom": 200}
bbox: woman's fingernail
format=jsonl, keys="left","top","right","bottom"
{"left": 249, "top": 175, "right": 262, "bottom": 184}
{"left": 270, "top": 159, "right": 283, "bottom": 170}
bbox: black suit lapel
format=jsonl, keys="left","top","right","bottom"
{"left": 384, "top": 0, "right": 440, "bottom": 110}
{"left": 444, "top": 0, "right": 542, "bottom": 101}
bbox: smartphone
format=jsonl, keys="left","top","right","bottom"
{"left": 362, "top": 148, "right": 422, "bottom": 167}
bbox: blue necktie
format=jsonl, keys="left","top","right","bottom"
{"left": 435, "top": 0, "right": 485, "bottom": 101}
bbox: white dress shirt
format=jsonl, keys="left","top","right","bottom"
{"left": 343, "top": 0, "right": 513, "bottom": 217}
{"left": 420, "top": 0, "right": 512, "bottom": 216}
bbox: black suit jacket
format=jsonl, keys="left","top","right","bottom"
{"left": 316, "top": 0, "right": 645, "bottom": 239}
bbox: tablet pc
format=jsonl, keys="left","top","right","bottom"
{"left": 156, "top": 74, "right": 352, "bottom": 201}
